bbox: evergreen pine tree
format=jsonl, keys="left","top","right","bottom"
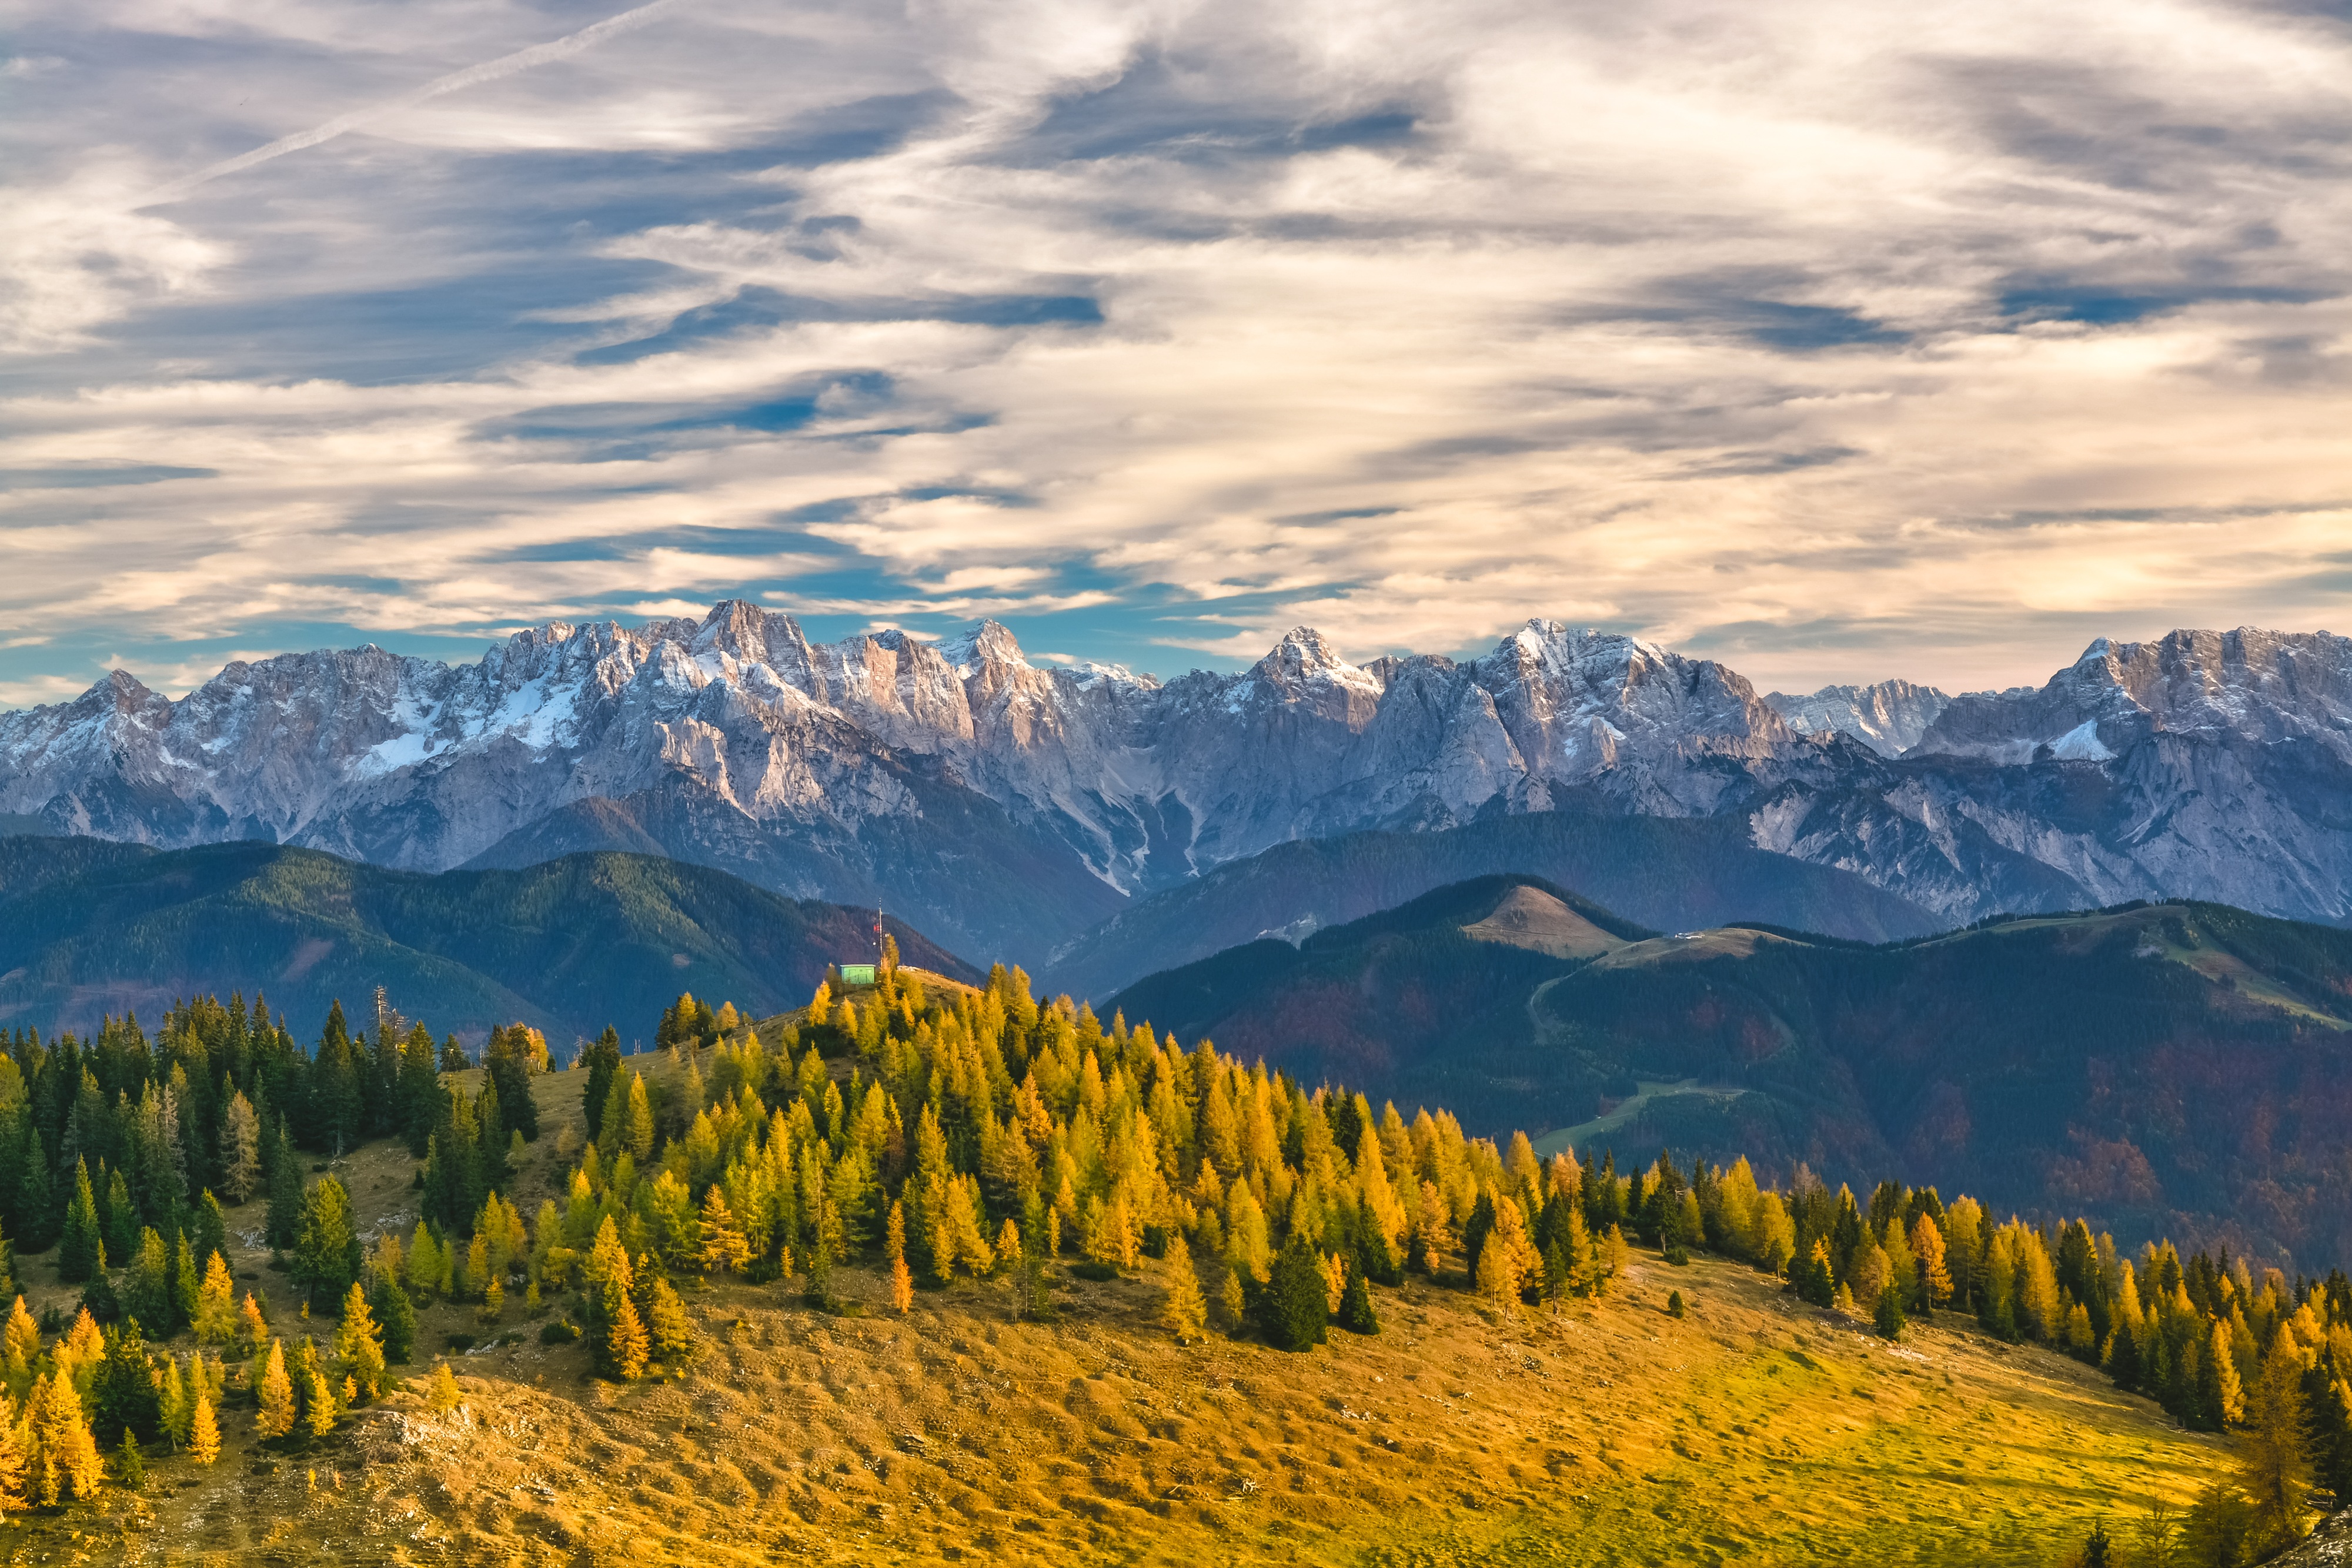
{"left": 58, "top": 1159, "right": 100, "bottom": 1283}
{"left": 124, "top": 1229, "right": 174, "bottom": 1336}
{"left": 101, "top": 1168, "right": 137, "bottom": 1266}
{"left": 580, "top": 1027, "right": 623, "bottom": 1148}
{"left": 1259, "top": 1232, "right": 1328, "bottom": 1352}
{"left": 368, "top": 1263, "right": 416, "bottom": 1365}
{"left": 195, "top": 1189, "right": 228, "bottom": 1262}
{"left": 1337, "top": 1255, "right": 1380, "bottom": 1335}
{"left": 290, "top": 1176, "right": 362, "bottom": 1312}
{"left": 1875, "top": 1282, "right": 1906, "bottom": 1341}
{"left": 91, "top": 1321, "right": 162, "bottom": 1445}
{"left": 396, "top": 1024, "right": 441, "bottom": 1156}
{"left": 263, "top": 1121, "right": 303, "bottom": 1250}
{"left": 113, "top": 1427, "right": 144, "bottom": 1490}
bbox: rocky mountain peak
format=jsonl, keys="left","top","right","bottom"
{"left": 939, "top": 620, "right": 1028, "bottom": 677}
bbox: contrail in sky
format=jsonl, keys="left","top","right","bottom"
{"left": 141, "top": 0, "right": 690, "bottom": 205}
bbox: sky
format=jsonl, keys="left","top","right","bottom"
{"left": 2, "top": 0, "right": 2348, "bottom": 707}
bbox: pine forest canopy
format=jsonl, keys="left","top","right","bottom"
{"left": 0, "top": 954, "right": 2344, "bottom": 1553}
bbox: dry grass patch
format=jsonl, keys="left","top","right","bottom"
{"left": 5, "top": 1243, "right": 2223, "bottom": 1567}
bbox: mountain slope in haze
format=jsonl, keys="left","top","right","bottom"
{"left": 7, "top": 603, "right": 2352, "bottom": 958}
{"left": 1111, "top": 877, "right": 2352, "bottom": 1265}
{"left": 1043, "top": 810, "right": 1939, "bottom": 1000}
{"left": 0, "top": 837, "right": 977, "bottom": 1045}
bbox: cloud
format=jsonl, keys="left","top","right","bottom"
{"left": 1, "top": 0, "right": 2348, "bottom": 701}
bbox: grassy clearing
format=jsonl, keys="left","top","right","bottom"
{"left": 0, "top": 1058, "right": 2224, "bottom": 1566}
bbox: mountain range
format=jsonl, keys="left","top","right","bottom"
{"left": 1109, "top": 874, "right": 2352, "bottom": 1266}
{"left": 0, "top": 837, "right": 975, "bottom": 1047}
{"left": 2, "top": 602, "right": 2348, "bottom": 964}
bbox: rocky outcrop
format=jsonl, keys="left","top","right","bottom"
{"left": 1766, "top": 679, "right": 1955, "bottom": 756}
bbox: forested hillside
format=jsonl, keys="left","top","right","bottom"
{"left": 1110, "top": 877, "right": 2352, "bottom": 1268}
{"left": 0, "top": 837, "right": 975, "bottom": 1046}
{"left": 0, "top": 952, "right": 2341, "bottom": 1563}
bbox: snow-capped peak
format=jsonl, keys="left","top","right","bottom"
{"left": 940, "top": 620, "right": 1028, "bottom": 678}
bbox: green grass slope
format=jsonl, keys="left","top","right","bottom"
{"left": 0, "top": 837, "right": 979, "bottom": 1047}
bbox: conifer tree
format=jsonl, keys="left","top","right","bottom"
{"left": 220, "top": 1093, "right": 262, "bottom": 1203}
{"left": 642, "top": 1277, "right": 693, "bottom": 1363}
{"left": 2201, "top": 1319, "right": 2244, "bottom": 1429}
{"left": 427, "top": 1362, "right": 462, "bottom": 1413}
{"left": 696, "top": 1187, "right": 749, "bottom": 1276}
{"left": 368, "top": 1262, "right": 416, "bottom": 1365}
{"left": 58, "top": 1159, "right": 100, "bottom": 1283}
{"left": 188, "top": 1392, "right": 220, "bottom": 1466}
{"left": 125, "top": 1228, "right": 174, "bottom": 1335}
{"left": 335, "top": 1283, "right": 386, "bottom": 1400}
{"left": 1337, "top": 1255, "right": 1380, "bottom": 1335}
{"left": 290, "top": 1175, "right": 362, "bottom": 1312}
{"left": 1875, "top": 1282, "right": 1906, "bottom": 1342}
{"left": 2239, "top": 1340, "right": 2311, "bottom": 1549}
{"left": 255, "top": 1339, "right": 296, "bottom": 1439}
{"left": 0, "top": 1409, "right": 25, "bottom": 1509}
{"left": 305, "top": 1369, "right": 338, "bottom": 1437}
{"left": 620, "top": 1075, "right": 654, "bottom": 1164}
{"left": 173, "top": 1233, "right": 201, "bottom": 1330}
{"left": 1161, "top": 1238, "right": 1208, "bottom": 1344}
{"left": 1909, "top": 1213, "right": 1952, "bottom": 1309}
{"left": 92, "top": 1320, "right": 162, "bottom": 1445}
{"left": 263, "top": 1121, "right": 303, "bottom": 1250}
{"left": 600, "top": 1277, "right": 649, "bottom": 1380}
{"left": 31, "top": 1371, "right": 103, "bottom": 1503}
{"left": 193, "top": 1252, "right": 236, "bottom": 1345}
{"left": 102, "top": 1168, "right": 137, "bottom": 1266}
{"left": 1219, "top": 1266, "right": 1246, "bottom": 1330}
{"left": 236, "top": 1292, "right": 268, "bottom": 1356}
{"left": 1260, "top": 1232, "right": 1328, "bottom": 1352}
{"left": 580, "top": 1027, "right": 623, "bottom": 1148}
{"left": 113, "top": 1427, "right": 145, "bottom": 1490}
{"left": 0, "top": 1297, "right": 36, "bottom": 1402}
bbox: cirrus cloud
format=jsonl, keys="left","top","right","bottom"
{"left": 0, "top": 0, "right": 2347, "bottom": 703}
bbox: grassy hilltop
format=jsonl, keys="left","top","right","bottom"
{"left": 0, "top": 1015, "right": 2250, "bottom": 1567}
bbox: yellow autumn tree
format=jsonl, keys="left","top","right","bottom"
{"left": 1909, "top": 1213, "right": 1953, "bottom": 1305}
{"left": 697, "top": 1187, "right": 750, "bottom": 1276}
{"left": 1162, "top": 1239, "right": 1208, "bottom": 1345}
{"left": 30, "top": 1372, "right": 103, "bottom": 1503}
{"left": 255, "top": 1339, "right": 297, "bottom": 1439}
{"left": 188, "top": 1393, "right": 221, "bottom": 1466}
